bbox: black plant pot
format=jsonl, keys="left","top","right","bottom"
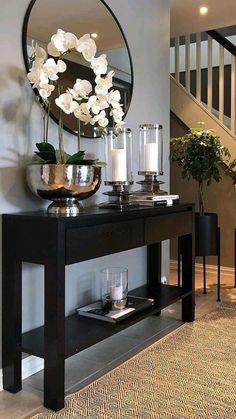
{"left": 195, "top": 213, "right": 218, "bottom": 256}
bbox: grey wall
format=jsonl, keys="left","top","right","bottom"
{"left": 170, "top": 112, "right": 236, "bottom": 268}
{"left": 0, "top": 0, "right": 171, "bottom": 367}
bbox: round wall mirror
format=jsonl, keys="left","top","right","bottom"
{"left": 22, "top": 0, "right": 133, "bottom": 137}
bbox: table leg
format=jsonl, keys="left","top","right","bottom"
{"left": 177, "top": 238, "right": 181, "bottom": 287}
{"left": 181, "top": 233, "right": 195, "bottom": 322}
{"left": 217, "top": 228, "right": 221, "bottom": 302}
{"left": 147, "top": 242, "right": 161, "bottom": 286}
{"left": 203, "top": 256, "right": 207, "bottom": 294}
{"left": 234, "top": 229, "right": 236, "bottom": 288}
{"left": 2, "top": 255, "right": 22, "bottom": 393}
{"left": 147, "top": 243, "right": 161, "bottom": 316}
{"left": 44, "top": 260, "right": 65, "bottom": 411}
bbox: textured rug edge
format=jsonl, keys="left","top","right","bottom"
{"left": 29, "top": 302, "right": 235, "bottom": 419}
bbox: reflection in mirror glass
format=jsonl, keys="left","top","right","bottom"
{"left": 23, "top": 0, "right": 133, "bottom": 137}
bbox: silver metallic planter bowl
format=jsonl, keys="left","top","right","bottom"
{"left": 26, "top": 164, "right": 101, "bottom": 216}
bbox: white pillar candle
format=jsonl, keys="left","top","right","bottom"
{"left": 110, "top": 285, "right": 123, "bottom": 300}
{"left": 111, "top": 149, "right": 127, "bottom": 182}
{"left": 144, "top": 142, "right": 158, "bottom": 172}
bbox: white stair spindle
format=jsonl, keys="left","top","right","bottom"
{"left": 185, "top": 35, "right": 190, "bottom": 92}
{"left": 196, "top": 33, "right": 201, "bottom": 101}
{"left": 231, "top": 55, "right": 236, "bottom": 134}
{"left": 207, "top": 36, "right": 213, "bottom": 112}
{"left": 175, "top": 37, "right": 179, "bottom": 82}
{"left": 219, "top": 44, "right": 224, "bottom": 123}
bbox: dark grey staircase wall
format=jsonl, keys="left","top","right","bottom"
{"left": 170, "top": 112, "right": 236, "bottom": 268}
{"left": 172, "top": 64, "right": 232, "bottom": 118}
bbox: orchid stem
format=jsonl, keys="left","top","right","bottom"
{"left": 77, "top": 118, "right": 81, "bottom": 152}
{"left": 45, "top": 96, "right": 51, "bottom": 143}
{"left": 57, "top": 85, "right": 65, "bottom": 163}
{"left": 43, "top": 110, "right": 46, "bottom": 142}
{"left": 58, "top": 108, "right": 65, "bottom": 162}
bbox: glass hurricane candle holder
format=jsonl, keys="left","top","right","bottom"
{"left": 139, "top": 124, "right": 163, "bottom": 175}
{"left": 101, "top": 267, "right": 128, "bottom": 310}
{"left": 104, "top": 127, "right": 133, "bottom": 183}
{"left": 132, "top": 123, "right": 168, "bottom": 204}
{"left": 100, "top": 127, "right": 135, "bottom": 209}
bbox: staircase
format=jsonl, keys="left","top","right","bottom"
{"left": 170, "top": 29, "right": 236, "bottom": 159}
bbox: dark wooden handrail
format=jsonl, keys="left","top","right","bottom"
{"left": 207, "top": 29, "right": 236, "bottom": 57}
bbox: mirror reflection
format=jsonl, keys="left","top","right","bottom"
{"left": 23, "top": 0, "right": 133, "bottom": 137}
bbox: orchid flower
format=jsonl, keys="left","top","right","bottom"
{"left": 55, "top": 93, "right": 78, "bottom": 114}
{"left": 42, "top": 58, "right": 67, "bottom": 83}
{"left": 27, "top": 65, "right": 43, "bottom": 88}
{"left": 27, "top": 28, "right": 124, "bottom": 160}
{"left": 93, "top": 110, "right": 109, "bottom": 128}
{"left": 108, "top": 90, "right": 121, "bottom": 108}
{"left": 76, "top": 33, "right": 96, "bottom": 61}
{"left": 95, "top": 71, "right": 114, "bottom": 95}
{"left": 74, "top": 103, "right": 94, "bottom": 125}
{"left": 48, "top": 29, "right": 77, "bottom": 55}
{"left": 90, "top": 54, "right": 108, "bottom": 76}
{"left": 110, "top": 105, "right": 124, "bottom": 124}
{"left": 68, "top": 79, "right": 92, "bottom": 100}
{"left": 38, "top": 83, "right": 55, "bottom": 100}
{"left": 30, "top": 42, "right": 47, "bottom": 67}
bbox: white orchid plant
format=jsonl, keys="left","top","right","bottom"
{"left": 27, "top": 29, "right": 124, "bottom": 165}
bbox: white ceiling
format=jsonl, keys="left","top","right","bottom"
{"left": 27, "top": 0, "right": 124, "bottom": 51}
{"left": 171, "top": 0, "right": 236, "bottom": 37}
{"left": 27, "top": 0, "right": 236, "bottom": 49}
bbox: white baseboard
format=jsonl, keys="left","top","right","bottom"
{"left": 0, "top": 355, "right": 44, "bottom": 392}
{"left": 170, "top": 259, "right": 234, "bottom": 277}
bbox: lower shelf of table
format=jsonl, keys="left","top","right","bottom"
{"left": 21, "top": 284, "right": 192, "bottom": 359}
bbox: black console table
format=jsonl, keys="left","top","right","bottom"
{"left": 2, "top": 204, "right": 195, "bottom": 411}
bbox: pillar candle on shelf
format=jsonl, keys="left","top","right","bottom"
{"left": 111, "top": 149, "right": 127, "bottom": 182}
{"left": 144, "top": 142, "right": 158, "bottom": 172}
{"left": 110, "top": 285, "right": 123, "bottom": 300}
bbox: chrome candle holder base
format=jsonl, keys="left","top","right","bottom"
{"left": 99, "top": 182, "right": 137, "bottom": 210}
{"left": 134, "top": 172, "right": 168, "bottom": 198}
{"left": 131, "top": 173, "right": 179, "bottom": 206}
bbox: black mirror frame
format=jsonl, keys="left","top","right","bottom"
{"left": 22, "top": 0, "right": 134, "bottom": 138}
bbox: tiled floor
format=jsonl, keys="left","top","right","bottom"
{"left": 1, "top": 268, "right": 236, "bottom": 419}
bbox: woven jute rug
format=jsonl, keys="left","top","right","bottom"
{"left": 31, "top": 303, "right": 236, "bottom": 419}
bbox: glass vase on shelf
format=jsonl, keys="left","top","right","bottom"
{"left": 99, "top": 127, "right": 135, "bottom": 209}
{"left": 101, "top": 267, "right": 128, "bottom": 310}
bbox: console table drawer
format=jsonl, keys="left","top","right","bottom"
{"left": 66, "top": 219, "right": 144, "bottom": 264}
{"left": 145, "top": 212, "right": 193, "bottom": 244}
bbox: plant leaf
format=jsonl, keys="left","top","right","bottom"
{"left": 92, "top": 160, "right": 107, "bottom": 168}
{"left": 36, "top": 142, "right": 55, "bottom": 153}
{"left": 66, "top": 151, "right": 86, "bottom": 164}
{"left": 35, "top": 142, "right": 56, "bottom": 163}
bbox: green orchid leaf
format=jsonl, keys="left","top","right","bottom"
{"left": 35, "top": 151, "right": 56, "bottom": 163}
{"left": 36, "top": 142, "right": 56, "bottom": 153}
{"left": 35, "top": 142, "right": 56, "bottom": 163}
{"left": 66, "top": 151, "right": 86, "bottom": 164}
{"left": 92, "top": 160, "right": 107, "bottom": 168}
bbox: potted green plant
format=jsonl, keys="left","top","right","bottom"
{"left": 225, "top": 159, "right": 236, "bottom": 185}
{"left": 170, "top": 126, "right": 230, "bottom": 256}
{"left": 26, "top": 29, "right": 124, "bottom": 216}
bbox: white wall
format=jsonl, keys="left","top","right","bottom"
{"left": 0, "top": 0, "right": 170, "bottom": 366}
